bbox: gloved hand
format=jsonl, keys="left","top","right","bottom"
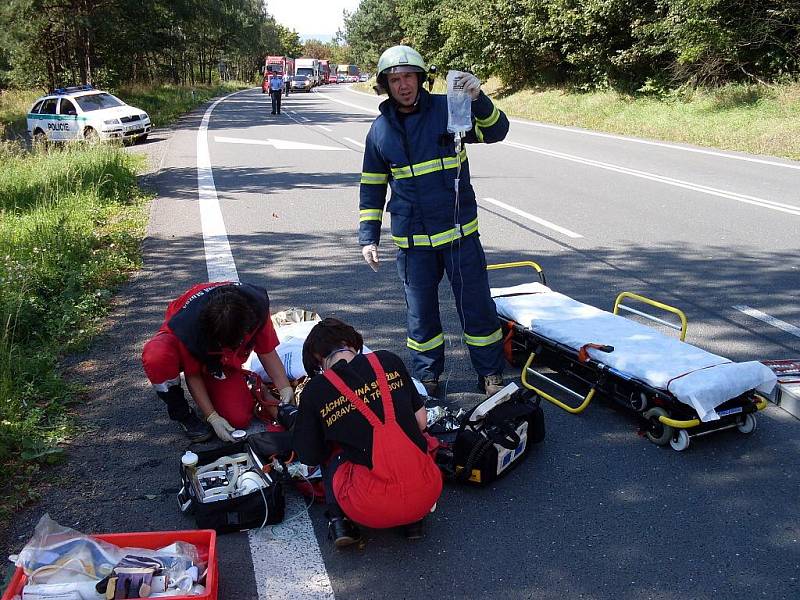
{"left": 279, "top": 385, "right": 294, "bottom": 405}
{"left": 460, "top": 72, "right": 482, "bottom": 100}
{"left": 206, "top": 411, "right": 235, "bottom": 442}
{"left": 361, "top": 244, "right": 379, "bottom": 272}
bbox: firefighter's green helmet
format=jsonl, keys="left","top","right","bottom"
{"left": 377, "top": 45, "right": 427, "bottom": 77}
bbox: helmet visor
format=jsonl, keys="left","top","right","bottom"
{"left": 382, "top": 65, "right": 425, "bottom": 75}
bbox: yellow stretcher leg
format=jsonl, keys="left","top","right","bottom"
{"left": 657, "top": 393, "right": 769, "bottom": 428}
{"left": 520, "top": 352, "right": 595, "bottom": 414}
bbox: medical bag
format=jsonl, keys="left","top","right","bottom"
{"left": 441, "top": 383, "right": 545, "bottom": 486}
{"left": 177, "top": 436, "right": 286, "bottom": 534}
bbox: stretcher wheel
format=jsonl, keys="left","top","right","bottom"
{"left": 737, "top": 413, "right": 757, "bottom": 434}
{"left": 669, "top": 429, "right": 690, "bottom": 452}
{"left": 643, "top": 407, "right": 673, "bottom": 446}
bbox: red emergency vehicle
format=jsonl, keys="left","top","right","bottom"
{"left": 262, "top": 56, "right": 295, "bottom": 93}
{"left": 319, "top": 60, "right": 331, "bottom": 85}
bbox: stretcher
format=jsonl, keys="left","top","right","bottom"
{"left": 489, "top": 262, "right": 777, "bottom": 451}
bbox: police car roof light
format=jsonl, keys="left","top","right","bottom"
{"left": 52, "top": 84, "right": 94, "bottom": 95}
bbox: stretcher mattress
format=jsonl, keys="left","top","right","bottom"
{"left": 492, "top": 283, "right": 776, "bottom": 422}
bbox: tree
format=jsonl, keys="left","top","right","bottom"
{"left": 277, "top": 25, "right": 303, "bottom": 58}
{"left": 342, "top": 0, "right": 405, "bottom": 69}
{"left": 302, "top": 38, "right": 330, "bottom": 59}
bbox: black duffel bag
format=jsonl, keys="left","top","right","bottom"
{"left": 450, "top": 386, "right": 545, "bottom": 486}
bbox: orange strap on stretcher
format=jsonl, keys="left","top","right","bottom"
{"left": 578, "top": 343, "right": 614, "bottom": 363}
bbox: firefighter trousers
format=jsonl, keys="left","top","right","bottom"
{"left": 396, "top": 234, "right": 504, "bottom": 383}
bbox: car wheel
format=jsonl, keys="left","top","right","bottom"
{"left": 33, "top": 128, "right": 48, "bottom": 148}
{"left": 135, "top": 134, "right": 148, "bottom": 144}
{"left": 83, "top": 127, "right": 100, "bottom": 144}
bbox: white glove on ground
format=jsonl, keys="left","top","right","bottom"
{"left": 206, "top": 411, "right": 235, "bottom": 442}
{"left": 279, "top": 385, "right": 294, "bottom": 405}
{"left": 460, "top": 72, "right": 482, "bottom": 100}
{"left": 362, "top": 244, "right": 379, "bottom": 272}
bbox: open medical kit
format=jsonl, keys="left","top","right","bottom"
{"left": 429, "top": 382, "right": 545, "bottom": 485}
{"left": 177, "top": 436, "right": 285, "bottom": 534}
{"left": 489, "top": 260, "right": 777, "bottom": 451}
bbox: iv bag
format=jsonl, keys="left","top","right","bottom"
{"left": 446, "top": 70, "right": 472, "bottom": 134}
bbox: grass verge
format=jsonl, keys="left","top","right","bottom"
{"left": 0, "top": 143, "right": 149, "bottom": 524}
{"left": 0, "top": 82, "right": 252, "bottom": 529}
{"left": 355, "top": 79, "right": 800, "bottom": 160}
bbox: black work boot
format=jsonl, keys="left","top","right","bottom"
{"left": 177, "top": 409, "right": 213, "bottom": 443}
{"left": 478, "top": 374, "right": 505, "bottom": 397}
{"left": 403, "top": 519, "right": 425, "bottom": 541}
{"left": 326, "top": 511, "right": 362, "bottom": 548}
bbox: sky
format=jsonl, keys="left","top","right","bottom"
{"left": 266, "top": 0, "right": 363, "bottom": 42}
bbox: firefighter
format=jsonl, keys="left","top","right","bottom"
{"left": 358, "top": 45, "right": 509, "bottom": 398}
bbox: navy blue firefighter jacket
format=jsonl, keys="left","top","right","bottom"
{"left": 358, "top": 88, "right": 509, "bottom": 249}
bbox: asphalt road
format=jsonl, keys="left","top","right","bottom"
{"left": 2, "top": 84, "right": 798, "bottom": 600}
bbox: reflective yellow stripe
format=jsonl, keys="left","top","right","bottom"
{"left": 462, "top": 218, "right": 478, "bottom": 236}
{"left": 359, "top": 209, "right": 383, "bottom": 222}
{"left": 392, "top": 217, "right": 479, "bottom": 248}
{"left": 392, "top": 235, "right": 410, "bottom": 248}
{"left": 475, "top": 125, "right": 485, "bottom": 143}
{"left": 475, "top": 105, "right": 500, "bottom": 128}
{"left": 464, "top": 328, "right": 502, "bottom": 347}
{"left": 390, "top": 165, "right": 414, "bottom": 179}
{"left": 407, "top": 333, "right": 444, "bottom": 352}
{"left": 390, "top": 150, "right": 467, "bottom": 180}
{"left": 360, "top": 172, "right": 389, "bottom": 185}
{"left": 412, "top": 234, "right": 432, "bottom": 246}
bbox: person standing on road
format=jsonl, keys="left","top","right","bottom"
{"left": 426, "top": 65, "right": 437, "bottom": 92}
{"left": 293, "top": 318, "right": 442, "bottom": 547}
{"left": 142, "top": 282, "right": 294, "bottom": 442}
{"left": 358, "top": 45, "right": 510, "bottom": 399}
{"left": 269, "top": 72, "right": 284, "bottom": 114}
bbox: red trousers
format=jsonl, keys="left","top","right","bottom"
{"left": 142, "top": 332, "right": 254, "bottom": 428}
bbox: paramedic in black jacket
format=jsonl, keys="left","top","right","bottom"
{"left": 293, "top": 318, "right": 435, "bottom": 547}
{"left": 358, "top": 45, "right": 510, "bottom": 400}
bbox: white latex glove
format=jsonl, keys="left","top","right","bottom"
{"left": 279, "top": 385, "right": 294, "bottom": 405}
{"left": 206, "top": 411, "right": 235, "bottom": 442}
{"left": 460, "top": 72, "right": 482, "bottom": 100}
{"left": 361, "top": 244, "right": 379, "bottom": 272}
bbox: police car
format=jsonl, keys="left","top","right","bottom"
{"left": 26, "top": 85, "right": 152, "bottom": 144}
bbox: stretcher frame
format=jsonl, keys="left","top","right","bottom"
{"left": 488, "top": 261, "right": 767, "bottom": 451}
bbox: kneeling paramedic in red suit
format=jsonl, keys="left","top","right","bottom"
{"left": 142, "top": 282, "right": 293, "bottom": 442}
{"left": 293, "top": 318, "right": 443, "bottom": 547}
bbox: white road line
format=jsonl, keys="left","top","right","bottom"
{"left": 313, "top": 89, "right": 380, "bottom": 115}
{"left": 344, "top": 86, "right": 378, "bottom": 99}
{"left": 197, "top": 90, "right": 246, "bottom": 281}
{"left": 316, "top": 124, "right": 333, "bottom": 132}
{"left": 197, "top": 92, "right": 334, "bottom": 600}
{"left": 301, "top": 117, "right": 311, "bottom": 122}
{"left": 502, "top": 140, "right": 800, "bottom": 217}
{"left": 343, "top": 137, "right": 365, "bottom": 148}
{"left": 509, "top": 119, "right": 800, "bottom": 171}
{"left": 481, "top": 197, "right": 583, "bottom": 238}
{"left": 215, "top": 136, "right": 347, "bottom": 151}
{"left": 733, "top": 305, "right": 800, "bottom": 339}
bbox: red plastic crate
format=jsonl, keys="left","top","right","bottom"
{"left": 2, "top": 529, "right": 217, "bottom": 600}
